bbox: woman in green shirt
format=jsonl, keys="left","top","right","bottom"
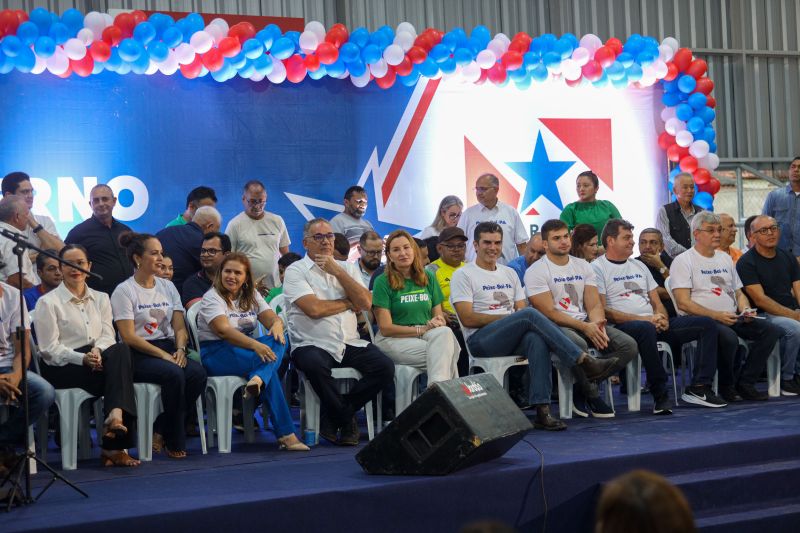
{"left": 372, "top": 230, "right": 460, "bottom": 385}
{"left": 559, "top": 170, "right": 622, "bottom": 240}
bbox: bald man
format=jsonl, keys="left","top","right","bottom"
{"left": 506, "top": 233, "right": 545, "bottom": 285}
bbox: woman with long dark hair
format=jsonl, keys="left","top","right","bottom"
{"left": 570, "top": 224, "right": 600, "bottom": 262}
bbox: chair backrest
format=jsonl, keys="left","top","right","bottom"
{"left": 270, "top": 293, "right": 287, "bottom": 324}
{"left": 664, "top": 277, "right": 681, "bottom": 315}
{"left": 185, "top": 304, "right": 202, "bottom": 354}
{"left": 361, "top": 310, "right": 376, "bottom": 343}
{"left": 449, "top": 297, "right": 476, "bottom": 359}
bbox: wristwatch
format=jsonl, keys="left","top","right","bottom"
{"left": 659, "top": 266, "right": 668, "bottom": 274}
{"left": 32, "top": 225, "right": 44, "bottom": 233}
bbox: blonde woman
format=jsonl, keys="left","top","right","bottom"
{"left": 418, "top": 195, "right": 463, "bottom": 239}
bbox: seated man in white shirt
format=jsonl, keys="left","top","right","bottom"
{"left": 526, "top": 219, "right": 636, "bottom": 418}
{"left": 450, "top": 222, "right": 619, "bottom": 431}
{"left": 670, "top": 211, "right": 782, "bottom": 403}
{"left": 0, "top": 196, "right": 36, "bottom": 288}
{"left": 283, "top": 218, "right": 394, "bottom": 446}
{"left": 593, "top": 219, "right": 721, "bottom": 412}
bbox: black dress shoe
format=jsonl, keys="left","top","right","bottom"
{"left": 318, "top": 414, "right": 339, "bottom": 444}
{"left": 534, "top": 413, "right": 567, "bottom": 431}
{"left": 737, "top": 383, "right": 769, "bottom": 401}
{"left": 338, "top": 415, "right": 360, "bottom": 446}
{"left": 579, "top": 356, "right": 620, "bottom": 382}
{"left": 719, "top": 385, "right": 743, "bottom": 403}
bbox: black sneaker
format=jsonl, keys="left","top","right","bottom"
{"left": 653, "top": 392, "right": 673, "bottom": 415}
{"left": 781, "top": 379, "right": 800, "bottom": 396}
{"left": 587, "top": 395, "right": 615, "bottom": 418}
{"left": 736, "top": 383, "right": 768, "bottom": 401}
{"left": 719, "top": 385, "right": 744, "bottom": 403}
{"left": 681, "top": 385, "right": 727, "bottom": 408}
{"left": 571, "top": 388, "right": 589, "bottom": 418}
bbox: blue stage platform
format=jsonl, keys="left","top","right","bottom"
{"left": 3, "top": 390, "right": 800, "bottom": 532}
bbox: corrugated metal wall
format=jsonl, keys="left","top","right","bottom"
{"left": 3, "top": 0, "right": 798, "bottom": 171}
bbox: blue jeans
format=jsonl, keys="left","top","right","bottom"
{"left": 0, "top": 369, "right": 55, "bottom": 447}
{"left": 467, "top": 308, "right": 584, "bottom": 405}
{"left": 765, "top": 314, "right": 800, "bottom": 380}
{"left": 201, "top": 335, "right": 295, "bottom": 438}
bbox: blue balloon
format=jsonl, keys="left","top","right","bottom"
{"left": 253, "top": 54, "right": 274, "bottom": 75}
{"left": 398, "top": 68, "right": 421, "bottom": 87}
{"left": 92, "top": 62, "right": 105, "bottom": 75}
{"left": 346, "top": 59, "right": 366, "bottom": 77}
{"left": 553, "top": 38, "right": 573, "bottom": 59}
{"left": 662, "top": 92, "right": 681, "bottom": 106}
{"left": 361, "top": 44, "right": 382, "bottom": 64}
{"left": 308, "top": 64, "right": 327, "bottom": 80}
{"left": 508, "top": 67, "right": 527, "bottom": 82}
{"left": 119, "top": 39, "right": 142, "bottom": 63}
{"left": 454, "top": 47, "right": 474, "bottom": 66}
{"left": 16, "top": 22, "right": 39, "bottom": 47}
{"left": 185, "top": 13, "right": 205, "bottom": 34}
{"left": 700, "top": 106, "right": 716, "bottom": 124}
{"left": 117, "top": 62, "right": 132, "bottom": 75}
{"left": 130, "top": 51, "right": 151, "bottom": 74}
{"left": 688, "top": 92, "right": 707, "bottom": 109}
{"left": 325, "top": 58, "right": 346, "bottom": 77}
{"left": 33, "top": 36, "right": 56, "bottom": 58}
{"left": 677, "top": 91, "right": 689, "bottom": 102}
{"left": 271, "top": 37, "right": 295, "bottom": 60}
{"left": 694, "top": 192, "right": 714, "bottom": 210}
{"left": 530, "top": 37, "right": 546, "bottom": 55}
{"left": 709, "top": 141, "right": 717, "bottom": 153}
{"left": 592, "top": 72, "right": 609, "bottom": 88}
{"left": 669, "top": 166, "right": 683, "bottom": 178}
{"left": 243, "top": 39, "right": 264, "bottom": 60}
{"left": 662, "top": 79, "right": 679, "bottom": 93}
{"left": 162, "top": 27, "right": 183, "bottom": 49}
{"left": 48, "top": 22, "right": 70, "bottom": 45}
{"left": 30, "top": 7, "right": 52, "bottom": 35}
{"left": 471, "top": 26, "right": 491, "bottom": 47}
{"left": 541, "top": 34, "right": 557, "bottom": 50}
{"left": 230, "top": 52, "right": 247, "bottom": 70}
{"left": 238, "top": 60, "right": 255, "bottom": 78}
{"left": 61, "top": 8, "right": 84, "bottom": 33}
{"left": 339, "top": 43, "right": 360, "bottom": 63}
{"left": 636, "top": 51, "right": 656, "bottom": 66}
{"left": 616, "top": 52, "right": 634, "bottom": 68}
{"left": 514, "top": 75, "right": 532, "bottom": 90}
{"left": 1, "top": 36, "right": 23, "bottom": 58}
{"left": 687, "top": 117, "right": 705, "bottom": 134}
{"left": 14, "top": 47, "right": 36, "bottom": 73}
{"left": 623, "top": 34, "right": 644, "bottom": 55}
{"left": 148, "top": 41, "right": 169, "bottom": 63}
{"left": 543, "top": 51, "right": 561, "bottom": 68}
{"left": 677, "top": 74, "right": 697, "bottom": 93}
{"left": 175, "top": 20, "right": 193, "bottom": 43}
{"left": 531, "top": 63, "right": 549, "bottom": 82}
{"left": 134, "top": 22, "right": 157, "bottom": 45}
{"left": 105, "top": 48, "right": 123, "bottom": 70}
{"left": 255, "top": 28, "right": 275, "bottom": 51}
{"left": 418, "top": 58, "right": 439, "bottom": 78}
{"left": 0, "top": 54, "right": 13, "bottom": 75}
{"left": 440, "top": 56, "right": 457, "bottom": 74}
{"left": 562, "top": 33, "right": 579, "bottom": 48}
{"left": 626, "top": 63, "right": 643, "bottom": 82}
{"left": 606, "top": 61, "right": 625, "bottom": 80}
{"left": 611, "top": 75, "right": 629, "bottom": 89}
{"left": 369, "top": 30, "right": 390, "bottom": 49}
{"left": 285, "top": 31, "right": 300, "bottom": 48}
{"left": 428, "top": 44, "right": 450, "bottom": 63}
{"left": 703, "top": 127, "right": 716, "bottom": 142}
{"left": 350, "top": 28, "right": 370, "bottom": 48}
{"left": 676, "top": 104, "right": 694, "bottom": 121}
{"left": 441, "top": 32, "right": 459, "bottom": 52}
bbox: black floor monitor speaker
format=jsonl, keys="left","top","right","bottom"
{"left": 356, "top": 373, "right": 533, "bottom": 475}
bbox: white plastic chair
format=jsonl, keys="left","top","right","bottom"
{"left": 552, "top": 349, "right": 618, "bottom": 419}
{"left": 185, "top": 305, "right": 257, "bottom": 453}
{"left": 37, "top": 389, "right": 102, "bottom": 470}
{"left": 657, "top": 341, "right": 680, "bottom": 403}
{"left": 133, "top": 382, "right": 207, "bottom": 461}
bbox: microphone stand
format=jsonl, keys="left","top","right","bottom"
{"left": 0, "top": 228, "right": 99, "bottom": 509}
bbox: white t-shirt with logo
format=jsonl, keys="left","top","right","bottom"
{"left": 110, "top": 277, "right": 183, "bottom": 341}
{"left": 669, "top": 248, "right": 741, "bottom": 314}
{"left": 458, "top": 201, "right": 529, "bottom": 265}
{"left": 592, "top": 256, "right": 657, "bottom": 316}
{"left": 197, "top": 288, "right": 270, "bottom": 342}
{"left": 450, "top": 261, "right": 525, "bottom": 340}
{"left": 525, "top": 255, "right": 595, "bottom": 321}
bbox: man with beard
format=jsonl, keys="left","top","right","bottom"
{"left": 181, "top": 232, "right": 231, "bottom": 309}
{"left": 357, "top": 231, "right": 383, "bottom": 286}
{"left": 331, "top": 186, "right": 374, "bottom": 247}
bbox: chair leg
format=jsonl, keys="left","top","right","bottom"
{"left": 214, "top": 387, "right": 236, "bottom": 454}
{"left": 205, "top": 389, "right": 217, "bottom": 450}
{"left": 58, "top": 398, "right": 83, "bottom": 471}
{"left": 767, "top": 347, "right": 781, "bottom": 397}
{"left": 626, "top": 357, "right": 642, "bottom": 412}
{"left": 556, "top": 366, "right": 573, "bottom": 420}
{"left": 196, "top": 397, "right": 207, "bottom": 455}
{"left": 242, "top": 394, "right": 256, "bottom": 445}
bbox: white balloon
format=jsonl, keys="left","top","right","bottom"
{"left": 266, "top": 59, "right": 286, "bottom": 83}
{"left": 205, "top": 24, "right": 226, "bottom": 45}
{"left": 661, "top": 37, "right": 680, "bottom": 53}
{"left": 64, "top": 38, "right": 87, "bottom": 60}
{"left": 351, "top": 70, "right": 371, "bottom": 87}
{"left": 175, "top": 43, "right": 195, "bottom": 65}
{"left": 159, "top": 51, "right": 179, "bottom": 75}
{"left": 493, "top": 33, "right": 511, "bottom": 46}
{"left": 461, "top": 61, "right": 481, "bottom": 83}
{"left": 640, "top": 65, "right": 657, "bottom": 86}
{"left": 77, "top": 28, "right": 94, "bottom": 45}
{"left": 102, "top": 14, "right": 113, "bottom": 27}
{"left": 31, "top": 54, "right": 47, "bottom": 75}
{"left": 572, "top": 47, "right": 590, "bottom": 66}
{"left": 46, "top": 48, "right": 69, "bottom": 75}
{"left": 84, "top": 12, "right": 106, "bottom": 37}
{"left": 705, "top": 153, "right": 720, "bottom": 170}
{"left": 250, "top": 71, "right": 266, "bottom": 82}
{"left": 443, "top": 68, "right": 460, "bottom": 82}
{"left": 689, "top": 140, "right": 710, "bottom": 158}
{"left": 653, "top": 59, "right": 669, "bottom": 78}
{"left": 579, "top": 34, "right": 602, "bottom": 53}
{"left": 299, "top": 30, "right": 319, "bottom": 52}
{"left": 665, "top": 117, "right": 685, "bottom": 136}
{"left": 562, "top": 58, "right": 581, "bottom": 81}
{"left": 394, "top": 31, "right": 415, "bottom": 52}
{"left": 661, "top": 106, "right": 677, "bottom": 121}
{"left": 487, "top": 39, "right": 507, "bottom": 57}
{"left": 369, "top": 58, "right": 388, "bottom": 77}
{"left": 305, "top": 21, "right": 326, "bottom": 42}
{"left": 396, "top": 22, "right": 417, "bottom": 38}
{"left": 476, "top": 49, "right": 496, "bottom": 69}
{"left": 145, "top": 61, "right": 159, "bottom": 75}
{"left": 675, "top": 130, "right": 694, "bottom": 147}
{"left": 658, "top": 44, "right": 674, "bottom": 62}
{"left": 209, "top": 18, "right": 229, "bottom": 34}
{"left": 190, "top": 31, "right": 214, "bottom": 54}
{"left": 383, "top": 44, "right": 404, "bottom": 66}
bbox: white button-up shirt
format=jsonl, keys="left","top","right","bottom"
{"left": 0, "top": 221, "right": 34, "bottom": 285}
{"left": 35, "top": 283, "right": 116, "bottom": 366}
{"left": 458, "top": 201, "right": 529, "bottom": 265}
{"left": 283, "top": 255, "right": 368, "bottom": 362}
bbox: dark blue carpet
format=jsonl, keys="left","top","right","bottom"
{"left": 2, "top": 391, "right": 800, "bottom": 532}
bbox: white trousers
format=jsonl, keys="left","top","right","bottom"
{"left": 375, "top": 326, "right": 460, "bottom": 384}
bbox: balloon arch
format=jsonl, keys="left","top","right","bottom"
{"left": 0, "top": 8, "right": 720, "bottom": 208}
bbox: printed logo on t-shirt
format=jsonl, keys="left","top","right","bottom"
{"left": 237, "top": 316, "right": 256, "bottom": 335}
{"left": 145, "top": 308, "right": 168, "bottom": 335}
{"left": 559, "top": 284, "right": 580, "bottom": 310}
{"left": 488, "top": 291, "right": 513, "bottom": 311}
{"left": 621, "top": 281, "right": 646, "bottom": 298}
{"left": 708, "top": 274, "right": 734, "bottom": 300}
{"left": 400, "top": 292, "right": 430, "bottom": 304}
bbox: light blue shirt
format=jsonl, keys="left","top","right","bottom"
{"left": 506, "top": 255, "right": 528, "bottom": 286}
{"left": 763, "top": 185, "right": 800, "bottom": 256}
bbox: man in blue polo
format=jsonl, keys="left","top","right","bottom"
{"left": 762, "top": 157, "right": 800, "bottom": 261}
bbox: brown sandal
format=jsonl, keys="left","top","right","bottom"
{"left": 101, "top": 450, "right": 140, "bottom": 467}
{"left": 103, "top": 419, "right": 128, "bottom": 440}
{"left": 164, "top": 448, "right": 187, "bottom": 459}
{"left": 152, "top": 433, "right": 164, "bottom": 453}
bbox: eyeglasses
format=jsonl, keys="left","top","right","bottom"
{"left": 441, "top": 243, "right": 466, "bottom": 250}
{"left": 200, "top": 248, "right": 223, "bottom": 256}
{"left": 246, "top": 198, "right": 266, "bottom": 206}
{"left": 310, "top": 233, "right": 336, "bottom": 243}
{"left": 351, "top": 198, "right": 368, "bottom": 205}
{"left": 753, "top": 225, "right": 779, "bottom": 236}
{"left": 361, "top": 249, "right": 383, "bottom": 257}
{"left": 474, "top": 187, "right": 496, "bottom": 193}
{"left": 446, "top": 212, "right": 461, "bottom": 220}
{"left": 697, "top": 228, "right": 722, "bottom": 234}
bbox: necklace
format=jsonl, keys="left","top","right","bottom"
{"left": 134, "top": 275, "right": 155, "bottom": 289}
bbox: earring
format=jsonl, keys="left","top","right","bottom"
{"left": 136, "top": 263, "right": 140, "bottom": 269}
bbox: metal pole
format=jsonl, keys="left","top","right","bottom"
{"left": 736, "top": 166, "right": 745, "bottom": 249}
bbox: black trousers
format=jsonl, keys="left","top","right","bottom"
{"left": 717, "top": 320, "right": 782, "bottom": 387}
{"left": 292, "top": 343, "right": 394, "bottom": 426}
{"left": 40, "top": 342, "right": 136, "bottom": 451}
{"left": 130, "top": 338, "right": 207, "bottom": 451}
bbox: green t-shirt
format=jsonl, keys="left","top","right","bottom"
{"left": 559, "top": 199, "right": 621, "bottom": 237}
{"left": 372, "top": 270, "right": 443, "bottom": 326}
{"left": 165, "top": 213, "right": 187, "bottom": 227}
{"left": 266, "top": 286, "right": 283, "bottom": 313}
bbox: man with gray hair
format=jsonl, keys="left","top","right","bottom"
{"left": 637, "top": 228, "right": 676, "bottom": 317}
{"left": 670, "top": 211, "right": 781, "bottom": 405}
{"left": 458, "top": 173, "right": 529, "bottom": 265}
{"left": 156, "top": 205, "right": 222, "bottom": 293}
{"left": 283, "top": 218, "right": 393, "bottom": 446}
{"left": 656, "top": 173, "right": 702, "bottom": 258}
{"left": 0, "top": 195, "right": 35, "bottom": 288}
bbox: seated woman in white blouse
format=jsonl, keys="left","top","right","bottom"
{"left": 197, "top": 252, "right": 308, "bottom": 451}
{"left": 111, "top": 233, "right": 207, "bottom": 459}
{"left": 36, "top": 244, "right": 140, "bottom": 467}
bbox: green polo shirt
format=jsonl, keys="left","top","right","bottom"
{"left": 372, "top": 270, "right": 443, "bottom": 326}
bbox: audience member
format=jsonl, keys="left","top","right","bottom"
{"left": 736, "top": 215, "right": 800, "bottom": 395}
{"left": 670, "top": 211, "right": 781, "bottom": 403}
{"left": 372, "top": 230, "right": 459, "bottom": 387}
{"left": 333, "top": 232, "right": 350, "bottom": 261}
{"left": 458, "top": 173, "right": 528, "bottom": 265}
{"left": 526, "top": 219, "right": 635, "bottom": 418}
{"left": 266, "top": 252, "right": 303, "bottom": 313}
{"left": 156, "top": 205, "right": 221, "bottom": 292}
{"left": 413, "top": 237, "right": 430, "bottom": 266}
{"left": 595, "top": 469, "right": 696, "bottom": 533}
{"left": 181, "top": 232, "right": 231, "bottom": 309}
{"left": 762, "top": 157, "right": 800, "bottom": 259}
{"left": 656, "top": 173, "right": 702, "bottom": 257}
{"left": 419, "top": 195, "right": 463, "bottom": 239}
{"left": 356, "top": 231, "right": 383, "bottom": 286}
{"left": 0, "top": 196, "right": 35, "bottom": 288}
{"left": 559, "top": 170, "right": 621, "bottom": 240}
{"left": 64, "top": 184, "right": 133, "bottom": 295}
{"left": 112, "top": 233, "right": 207, "bottom": 459}
{"left": 636, "top": 228, "right": 676, "bottom": 317}
{"left": 284, "top": 218, "right": 393, "bottom": 445}
{"left": 225, "top": 180, "right": 290, "bottom": 290}
{"left": 2, "top": 172, "right": 64, "bottom": 258}
{"left": 164, "top": 186, "right": 217, "bottom": 228}
{"left": 451, "top": 222, "right": 620, "bottom": 430}
{"left": 330, "top": 185, "right": 375, "bottom": 245}
{"left": 24, "top": 250, "right": 61, "bottom": 312}
{"left": 36, "top": 244, "right": 139, "bottom": 467}
{"left": 570, "top": 223, "right": 600, "bottom": 262}
{"left": 159, "top": 253, "right": 174, "bottom": 281}
{"left": 197, "top": 253, "right": 308, "bottom": 451}
{"left": 718, "top": 213, "right": 743, "bottom": 263}
{"left": 506, "top": 234, "right": 544, "bottom": 285}
{"left": 594, "top": 219, "right": 719, "bottom": 414}
{"left": 743, "top": 214, "right": 758, "bottom": 249}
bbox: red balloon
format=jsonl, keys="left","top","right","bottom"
{"left": 605, "top": 38, "right": 623, "bottom": 54}
{"left": 513, "top": 32, "right": 532, "bottom": 44}
{"left": 57, "top": 65, "right": 73, "bottom": 78}
{"left": 70, "top": 54, "right": 94, "bottom": 77}
{"left": 375, "top": 68, "right": 397, "bottom": 89}
{"left": 131, "top": 11, "right": 147, "bottom": 24}
{"left": 706, "top": 96, "right": 717, "bottom": 108}
{"left": 664, "top": 62, "right": 679, "bottom": 81}
{"left": 229, "top": 22, "right": 256, "bottom": 44}
{"left": 673, "top": 48, "right": 693, "bottom": 71}
{"left": 581, "top": 60, "right": 603, "bottom": 82}
{"left": 102, "top": 25, "right": 123, "bottom": 46}
{"left": 693, "top": 168, "right": 711, "bottom": 185}
{"left": 324, "top": 27, "right": 348, "bottom": 48}
{"left": 594, "top": 46, "right": 616, "bottom": 68}
{"left": 285, "top": 54, "right": 307, "bottom": 83}
{"left": 114, "top": 13, "right": 136, "bottom": 39}
{"left": 201, "top": 48, "right": 224, "bottom": 72}
{"left": 89, "top": 40, "right": 111, "bottom": 62}
{"left": 695, "top": 77, "right": 714, "bottom": 95}
{"left": 394, "top": 56, "right": 413, "bottom": 76}
{"left": 698, "top": 176, "right": 721, "bottom": 195}
{"left": 304, "top": 54, "right": 321, "bottom": 71}
{"left": 666, "top": 144, "right": 684, "bottom": 162}
{"left": 686, "top": 58, "right": 708, "bottom": 79}
{"left": 474, "top": 68, "right": 489, "bottom": 85}
{"left": 407, "top": 46, "right": 427, "bottom": 64}
{"left": 487, "top": 62, "right": 507, "bottom": 84}
{"left": 316, "top": 42, "right": 339, "bottom": 64}
{"left": 500, "top": 51, "right": 523, "bottom": 71}
{"left": 658, "top": 132, "right": 676, "bottom": 150}
{"left": 680, "top": 155, "right": 698, "bottom": 173}
{"left": 15, "top": 10, "right": 28, "bottom": 24}
{"left": 180, "top": 55, "right": 204, "bottom": 79}
{"left": 0, "top": 9, "right": 20, "bottom": 35}
{"left": 413, "top": 34, "right": 435, "bottom": 52}
{"left": 565, "top": 76, "right": 583, "bottom": 88}
{"left": 507, "top": 41, "right": 528, "bottom": 54}
{"left": 218, "top": 37, "right": 241, "bottom": 58}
